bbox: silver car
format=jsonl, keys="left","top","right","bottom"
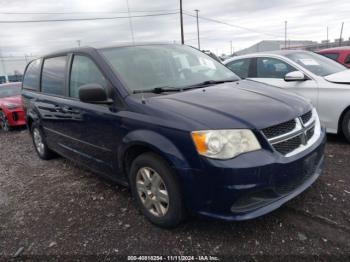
{"left": 224, "top": 50, "right": 350, "bottom": 142}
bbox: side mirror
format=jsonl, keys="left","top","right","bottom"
{"left": 284, "top": 71, "right": 306, "bottom": 82}
{"left": 79, "top": 84, "right": 113, "bottom": 104}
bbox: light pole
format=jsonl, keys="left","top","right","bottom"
{"left": 180, "top": 0, "right": 184, "bottom": 44}
{"left": 126, "top": 0, "right": 135, "bottom": 44}
{"left": 194, "top": 9, "right": 200, "bottom": 49}
{"left": 284, "top": 21, "right": 287, "bottom": 49}
{"left": 339, "top": 22, "right": 344, "bottom": 47}
{"left": 0, "top": 49, "right": 8, "bottom": 83}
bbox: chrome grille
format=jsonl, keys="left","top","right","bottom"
{"left": 301, "top": 110, "right": 312, "bottom": 124}
{"left": 273, "top": 135, "right": 302, "bottom": 155}
{"left": 262, "top": 119, "right": 296, "bottom": 139}
{"left": 262, "top": 110, "right": 318, "bottom": 157}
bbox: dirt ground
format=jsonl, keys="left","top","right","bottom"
{"left": 0, "top": 129, "right": 349, "bottom": 261}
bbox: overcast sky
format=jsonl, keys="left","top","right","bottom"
{"left": 1, "top": 0, "right": 350, "bottom": 74}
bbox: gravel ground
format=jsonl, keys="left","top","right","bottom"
{"left": 0, "top": 129, "right": 350, "bottom": 260}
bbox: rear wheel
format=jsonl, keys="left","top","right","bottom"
{"left": 129, "top": 152, "right": 186, "bottom": 228}
{"left": 0, "top": 112, "right": 11, "bottom": 132}
{"left": 31, "top": 123, "right": 55, "bottom": 160}
{"left": 342, "top": 110, "right": 350, "bottom": 143}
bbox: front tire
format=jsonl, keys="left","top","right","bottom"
{"left": 342, "top": 110, "right": 350, "bottom": 143}
{"left": 31, "top": 123, "right": 55, "bottom": 160}
{"left": 0, "top": 112, "right": 11, "bottom": 132}
{"left": 129, "top": 153, "right": 186, "bottom": 228}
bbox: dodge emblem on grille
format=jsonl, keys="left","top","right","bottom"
{"left": 299, "top": 117, "right": 308, "bottom": 145}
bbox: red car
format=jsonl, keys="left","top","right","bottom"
{"left": 318, "top": 46, "right": 350, "bottom": 68}
{"left": 0, "top": 82, "right": 26, "bottom": 131}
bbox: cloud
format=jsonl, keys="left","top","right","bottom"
{"left": 0, "top": 0, "right": 349, "bottom": 74}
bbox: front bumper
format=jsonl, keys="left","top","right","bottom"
{"left": 180, "top": 127, "right": 326, "bottom": 221}
{"left": 5, "top": 108, "right": 26, "bottom": 126}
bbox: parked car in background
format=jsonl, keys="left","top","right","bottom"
{"left": 201, "top": 50, "right": 222, "bottom": 62}
{"left": 318, "top": 46, "right": 350, "bottom": 68}
{"left": 22, "top": 44, "right": 325, "bottom": 228}
{"left": 224, "top": 50, "right": 350, "bottom": 142}
{"left": 0, "top": 82, "right": 25, "bottom": 131}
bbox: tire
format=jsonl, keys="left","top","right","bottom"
{"left": 342, "top": 110, "right": 350, "bottom": 143}
{"left": 0, "top": 112, "right": 11, "bottom": 132}
{"left": 129, "top": 152, "right": 186, "bottom": 228}
{"left": 31, "top": 123, "right": 55, "bottom": 160}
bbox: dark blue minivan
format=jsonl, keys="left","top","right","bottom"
{"left": 22, "top": 44, "right": 326, "bottom": 227}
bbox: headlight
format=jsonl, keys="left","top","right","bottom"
{"left": 5, "top": 103, "right": 19, "bottom": 109}
{"left": 191, "top": 129, "right": 261, "bottom": 159}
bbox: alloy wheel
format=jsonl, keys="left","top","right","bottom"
{"left": 136, "top": 167, "right": 169, "bottom": 217}
{"left": 33, "top": 128, "right": 45, "bottom": 156}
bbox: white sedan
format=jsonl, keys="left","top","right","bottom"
{"left": 224, "top": 50, "right": 350, "bottom": 142}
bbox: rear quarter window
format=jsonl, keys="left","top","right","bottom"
{"left": 321, "top": 53, "right": 339, "bottom": 61}
{"left": 41, "top": 56, "right": 67, "bottom": 96}
{"left": 23, "top": 59, "right": 41, "bottom": 91}
{"left": 344, "top": 54, "right": 350, "bottom": 64}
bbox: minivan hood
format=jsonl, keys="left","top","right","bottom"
{"left": 145, "top": 80, "right": 310, "bottom": 130}
{"left": 324, "top": 69, "right": 350, "bottom": 84}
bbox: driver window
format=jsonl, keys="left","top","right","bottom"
{"left": 257, "top": 57, "right": 295, "bottom": 79}
{"left": 70, "top": 55, "right": 107, "bottom": 99}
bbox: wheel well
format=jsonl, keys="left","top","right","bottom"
{"left": 338, "top": 106, "right": 350, "bottom": 135}
{"left": 122, "top": 144, "right": 173, "bottom": 182}
{"left": 123, "top": 145, "right": 154, "bottom": 178}
{"left": 26, "top": 116, "right": 33, "bottom": 131}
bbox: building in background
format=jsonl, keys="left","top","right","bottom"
{"left": 236, "top": 40, "right": 316, "bottom": 55}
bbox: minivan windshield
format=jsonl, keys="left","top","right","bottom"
{"left": 100, "top": 44, "right": 239, "bottom": 93}
{"left": 0, "top": 84, "right": 21, "bottom": 98}
{"left": 284, "top": 51, "right": 346, "bottom": 77}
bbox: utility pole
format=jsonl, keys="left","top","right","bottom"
{"left": 230, "top": 41, "right": 233, "bottom": 55}
{"left": 194, "top": 9, "right": 200, "bottom": 49}
{"left": 339, "top": 22, "right": 344, "bottom": 47}
{"left": 0, "top": 49, "right": 8, "bottom": 83}
{"left": 284, "top": 21, "right": 287, "bottom": 49}
{"left": 180, "top": 0, "right": 184, "bottom": 44}
{"left": 77, "top": 40, "right": 81, "bottom": 47}
{"left": 126, "top": 0, "right": 135, "bottom": 44}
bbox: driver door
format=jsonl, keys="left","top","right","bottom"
{"left": 249, "top": 57, "right": 318, "bottom": 108}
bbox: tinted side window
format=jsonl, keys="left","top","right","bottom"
{"left": 321, "top": 53, "right": 339, "bottom": 61}
{"left": 226, "top": 59, "right": 250, "bottom": 79}
{"left": 344, "top": 54, "right": 350, "bottom": 64}
{"left": 23, "top": 59, "right": 41, "bottom": 90}
{"left": 257, "top": 57, "right": 295, "bottom": 79}
{"left": 69, "top": 55, "right": 107, "bottom": 99}
{"left": 41, "top": 56, "right": 67, "bottom": 96}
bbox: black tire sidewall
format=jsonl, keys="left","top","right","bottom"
{"left": 31, "top": 123, "right": 53, "bottom": 160}
{"left": 342, "top": 111, "right": 350, "bottom": 143}
{"left": 129, "top": 153, "right": 185, "bottom": 228}
{"left": 0, "top": 112, "right": 10, "bottom": 132}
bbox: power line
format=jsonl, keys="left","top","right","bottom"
{"left": 0, "top": 9, "right": 179, "bottom": 15}
{"left": 183, "top": 11, "right": 281, "bottom": 38}
{"left": 0, "top": 11, "right": 179, "bottom": 23}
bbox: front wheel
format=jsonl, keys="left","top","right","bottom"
{"left": 0, "top": 112, "right": 11, "bottom": 132}
{"left": 129, "top": 153, "right": 186, "bottom": 228}
{"left": 342, "top": 110, "right": 350, "bottom": 143}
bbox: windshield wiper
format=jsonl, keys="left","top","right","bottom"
{"left": 133, "top": 86, "right": 182, "bottom": 94}
{"left": 182, "top": 79, "right": 237, "bottom": 90}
